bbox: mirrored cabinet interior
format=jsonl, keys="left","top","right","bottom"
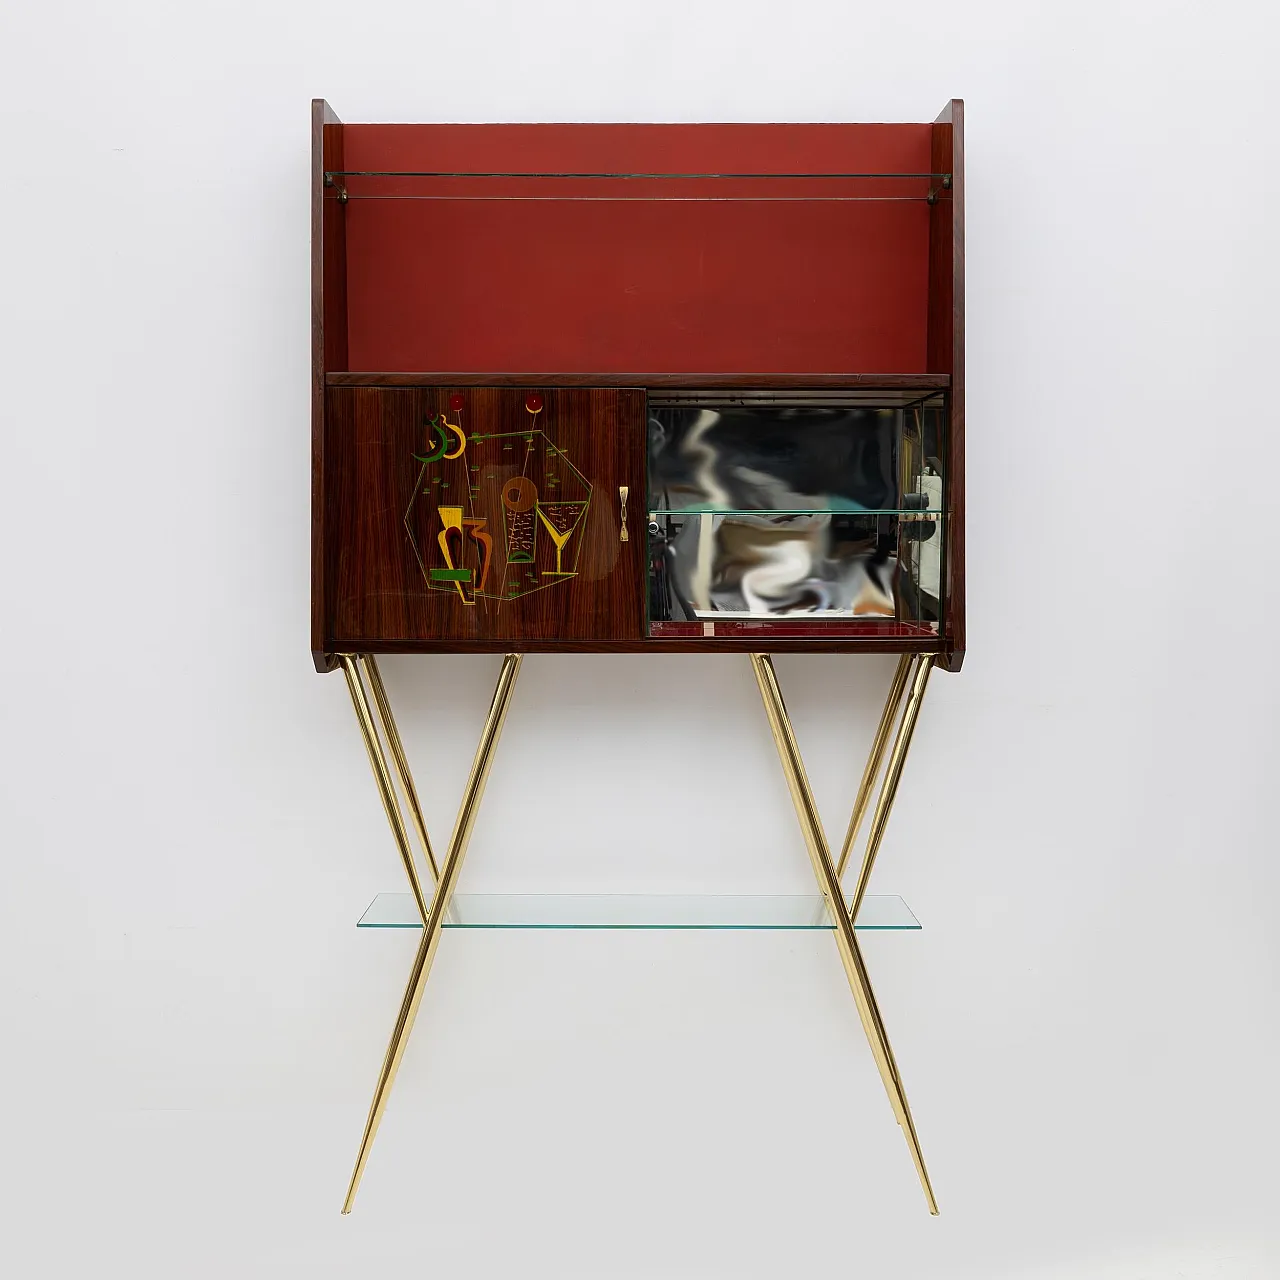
{"left": 646, "top": 392, "right": 947, "bottom": 640}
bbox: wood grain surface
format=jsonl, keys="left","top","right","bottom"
{"left": 311, "top": 99, "right": 346, "bottom": 671}
{"left": 324, "top": 387, "right": 645, "bottom": 645}
{"left": 928, "top": 99, "right": 965, "bottom": 672}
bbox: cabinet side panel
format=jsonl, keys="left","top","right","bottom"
{"left": 929, "top": 101, "right": 965, "bottom": 671}
{"left": 311, "top": 99, "right": 345, "bottom": 670}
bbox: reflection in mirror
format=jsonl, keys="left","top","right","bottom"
{"left": 646, "top": 401, "right": 944, "bottom": 636}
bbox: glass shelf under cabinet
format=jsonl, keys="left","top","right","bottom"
{"left": 358, "top": 892, "right": 921, "bottom": 931}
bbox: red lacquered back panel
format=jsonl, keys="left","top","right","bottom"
{"left": 339, "top": 123, "right": 933, "bottom": 375}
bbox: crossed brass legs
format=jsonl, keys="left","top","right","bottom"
{"left": 836, "top": 655, "right": 913, "bottom": 881}
{"left": 750, "top": 653, "right": 938, "bottom": 1215}
{"left": 339, "top": 655, "right": 434, "bottom": 921}
{"left": 341, "top": 653, "right": 524, "bottom": 1213}
{"left": 848, "top": 656, "right": 934, "bottom": 920}
{"left": 363, "top": 656, "right": 441, "bottom": 887}
{"left": 339, "top": 651, "right": 930, "bottom": 1211}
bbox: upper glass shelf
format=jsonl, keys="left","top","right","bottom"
{"left": 358, "top": 892, "right": 921, "bottom": 931}
{"left": 324, "top": 170, "right": 953, "bottom": 204}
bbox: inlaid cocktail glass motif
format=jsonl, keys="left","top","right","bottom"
{"left": 404, "top": 393, "right": 594, "bottom": 609}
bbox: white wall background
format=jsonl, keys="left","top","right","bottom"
{"left": 2, "top": 2, "right": 1278, "bottom": 1276}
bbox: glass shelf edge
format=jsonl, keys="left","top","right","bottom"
{"left": 357, "top": 892, "right": 921, "bottom": 931}
{"left": 649, "top": 508, "right": 943, "bottom": 517}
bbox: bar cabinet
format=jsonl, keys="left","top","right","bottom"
{"left": 312, "top": 97, "right": 965, "bottom": 1215}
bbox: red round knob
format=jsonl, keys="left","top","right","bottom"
{"left": 525, "top": 393, "right": 544, "bottom": 414}
{"left": 448, "top": 394, "right": 465, "bottom": 411}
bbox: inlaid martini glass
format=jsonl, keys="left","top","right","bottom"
{"left": 535, "top": 501, "right": 589, "bottom": 576}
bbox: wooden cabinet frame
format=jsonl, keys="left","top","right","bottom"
{"left": 311, "top": 101, "right": 965, "bottom": 668}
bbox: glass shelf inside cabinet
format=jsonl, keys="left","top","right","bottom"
{"left": 358, "top": 893, "right": 921, "bottom": 931}
{"left": 325, "top": 169, "right": 950, "bottom": 203}
{"left": 648, "top": 508, "right": 942, "bottom": 517}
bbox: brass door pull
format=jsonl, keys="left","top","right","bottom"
{"left": 619, "top": 486, "right": 629, "bottom": 541}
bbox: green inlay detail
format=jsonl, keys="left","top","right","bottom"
{"left": 430, "top": 569, "right": 472, "bottom": 582}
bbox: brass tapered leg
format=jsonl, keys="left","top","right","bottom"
{"left": 848, "top": 656, "right": 935, "bottom": 921}
{"left": 362, "top": 655, "right": 440, "bottom": 884}
{"left": 340, "top": 654, "right": 431, "bottom": 923}
{"left": 750, "top": 654, "right": 938, "bottom": 1215}
{"left": 836, "top": 655, "right": 915, "bottom": 880}
{"left": 342, "top": 654, "right": 523, "bottom": 1214}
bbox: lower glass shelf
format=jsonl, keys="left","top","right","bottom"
{"left": 358, "top": 892, "right": 921, "bottom": 931}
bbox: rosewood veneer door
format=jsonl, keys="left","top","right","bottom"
{"left": 326, "top": 387, "right": 645, "bottom": 645}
